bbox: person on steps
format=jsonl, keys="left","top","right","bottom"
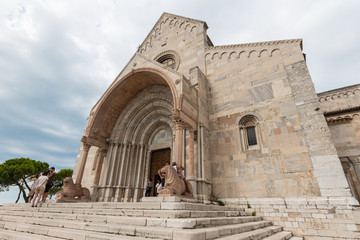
{"left": 31, "top": 171, "right": 48, "bottom": 207}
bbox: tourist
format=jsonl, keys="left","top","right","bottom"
{"left": 177, "top": 163, "right": 185, "bottom": 179}
{"left": 42, "top": 167, "right": 56, "bottom": 202}
{"left": 31, "top": 171, "right": 48, "bottom": 207}
{"left": 145, "top": 178, "right": 152, "bottom": 197}
{"left": 172, "top": 162, "right": 178, "bottom": 173}
{"left": 28, "top": 173, "right": 40, "bottom": 203}
{"left": 155, "top": 179, "right": 162, "bottom": 196}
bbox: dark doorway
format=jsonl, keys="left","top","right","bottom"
{"left": 150, "top": 148, "right": 171, "bottom": 196}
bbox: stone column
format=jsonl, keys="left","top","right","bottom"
{"left": 189, "top": 129, "right": 195, "bottom": 178}
{"left": 173, "top": 120, "right": 185, "bottom": 165}
{"left": 75, "top": 142, "right": 91, "bottom": 186}
{"left": 133, "top": 144, "right": 144, "bottom": 201}
{"left": 91, "top": 149, "right": 106, "bottom": 201}
{"left": 93, "top": 149, "right": 105, "bottom": 186}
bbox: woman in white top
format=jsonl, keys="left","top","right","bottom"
{"left": 155, "top": 179, "right": 162, "bottom": 196}
{"left": 28, "top": 173, "right": 40, "bottom": 203}
{"left": 31, "top": 171, "right": 48, "bottom": 207}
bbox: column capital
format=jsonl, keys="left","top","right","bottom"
{"left": 81, "top": 136, "right": 92, "bottom": 151}
{"left": 173, "top": 119, "right": 187, "bottom": 130}
{"left": 82, "top": 143, "right": 91, "bottom": 151}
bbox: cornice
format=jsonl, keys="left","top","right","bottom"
{"left": 317, "top": 83, "right": 360, "bottom": 98}
{"left": 205, "top": 38, "right": 303, "bottom": 51}
{"left": 323, "top": 106, "right": 360, "bottom": 117}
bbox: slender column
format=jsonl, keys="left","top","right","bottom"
{"left": 114, "top": 144, "right": 124, "bottom": 185}
{"left": 75, "top": 142, "right": 91, "bottom": 185}
{"left": 130, "top": 145, "right": 140, "bottom": 188}
{"left": 189, "top": 129, "right": 195, "bottom": 178}
{"left": 107, "top": 142, "right": 120, "bottom": 186}
{"left": 102, "top": 142, "right": 114, "bottom": 186}
{"left": 143, "top": 149, "right": 151, "bottom": 197}
{"left": 173, "top": 120, "right": 185, "bottom": 165}
{"left": 93, "top": 149, "right": 105, "bottom": 185}
{"left": 133, "top": 144, "right": 145, "bottom": 201}
{"left": 118, "top": 143, "right": 129, "bottom": 186}
{"left": 201, "top": 126, "right": 205, "bottom": 179}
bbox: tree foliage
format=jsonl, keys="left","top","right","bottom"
{"left": 0, "top": 158, "right": 49, "bottom": 203}
{"left": 48, "top": 168, "right": 73, "bottom": 199}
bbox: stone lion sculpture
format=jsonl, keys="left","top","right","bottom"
{"left": 158, "top": 165, "right": 193, "bottom": 197}
{"left": 55, "top": 177, "right": 90, "bottom": 201}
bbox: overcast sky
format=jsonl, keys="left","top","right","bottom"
{"left": 1, "top": 0, "right": 359, "bottom": 204}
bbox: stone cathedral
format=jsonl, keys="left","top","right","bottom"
{"left": 73, "top": 12, "right": 360, "bottom": 205}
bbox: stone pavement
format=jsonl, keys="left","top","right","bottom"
{"left": 0, "top": 197, "right": 301, "bottom": 240}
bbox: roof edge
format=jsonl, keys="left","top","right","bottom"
{"left": 205, "top": 38, "right": 303, "bottom": 50}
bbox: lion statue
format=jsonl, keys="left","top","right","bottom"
{"left": 158, "top": 165, "right": 193, "bottom": 197}
{"left": 55, "top": 177, "right": 90, "bottom": 201}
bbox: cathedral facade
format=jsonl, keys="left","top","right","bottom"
{"left": 72, "top": 13, "right": 360, "bottom": 204}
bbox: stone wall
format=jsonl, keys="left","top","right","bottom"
{"left": 223, "top": 197, "right": 360, "bottom": 239}
{"left": 206, "top": 40, "right": 327, "bottom": 199}
{"left": 318, "top": 84, "right": 360, "bottom": 201}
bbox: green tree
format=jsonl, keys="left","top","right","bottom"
{"left": 48, "top": 169, "right": 73, "bottom": 199}
{"left": 0, "top": 158, "right": 49, "bottom": 203}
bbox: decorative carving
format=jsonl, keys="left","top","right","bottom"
{"left": 56, "top": 177, "right": 90, "bottom": 201}
{"left": 138, "top": 13, "right": 203, "bottom": 54}
{"left": 158, "top": 165, "right": 193, "bottom": 197}
{"left": 318, "top": 86, "right": 360, "bottom": 102}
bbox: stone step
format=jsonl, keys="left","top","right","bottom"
{"left": 3, "top": 201, "right": 243, "bottom": 212}
{"left": 0, "top": 214, "right": 263, "bottom": 229}
{"left": 214, "top": 226, "right": 282, "bottom": 240}
{"left": 172, "top": 221, "right": 273, "bottom": 240}
{"left": 0, "top": 221, "right": 161, "bottom": 240}
{"left": 0, "top": 228, "right": 63, "bottom": 240}
{"left": 262, "top": 231, "right": 293, "bottom": 240}
{"left": 0, "top": 207, "right": 245, "bottom": 218}
{"left": 0, "top": 219, "right": 274, "bottom": 240}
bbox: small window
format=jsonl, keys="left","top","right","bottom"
{"left": 160, "top": 58, "right": 175, "bottom": 69}
{"left": 154, "top": 51, "right": 180, "bottom": 70}
{"left": 246, "top": 126, "right": 257, "bottom": 146}
{"left": 239, "top": 115, "right": 260, "bottom": 151}
{"left": 157, "top": 54, "right": 176, "bottom": 69}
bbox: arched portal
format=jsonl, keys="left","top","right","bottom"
{"left": 83, "top": 68, "right": 179, "bottom": 149}
{"left": 96, "top": 84, "right": 175, "bottom": 202}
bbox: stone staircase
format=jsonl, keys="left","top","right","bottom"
{"left": 0, "top": 197, "right": 300, "bottom": 240}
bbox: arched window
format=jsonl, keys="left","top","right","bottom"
{"left": 239, "top": 115, "right": 260, "bottom": 151}
{"left": 157, "top": 54, "right": 176, "bottom": 69}
{"left": 154, "top": 50, "right": 180, "bottom": 70}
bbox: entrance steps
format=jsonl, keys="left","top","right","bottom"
{"left": 0, "top": 197, "right": 301, "bottom": 240}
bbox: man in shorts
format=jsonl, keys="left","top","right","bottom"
{"left": 42, "top": 167, "right": 56, "bottom": 202}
